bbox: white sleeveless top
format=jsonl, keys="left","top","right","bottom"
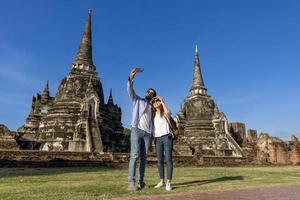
{"left": 154, "top": 114, "right": 171, "bottom": 137}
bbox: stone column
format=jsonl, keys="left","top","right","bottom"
{"left": 247, "top": 129, "right": 257, "bottom": 143}
{"left": 229, "top": 122, "right": 246, "bottom": 147}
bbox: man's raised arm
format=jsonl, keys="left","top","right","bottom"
{"left": 127, "top": 68, "right": 139, "bottom": 102}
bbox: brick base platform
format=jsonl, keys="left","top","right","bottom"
{"left": 0, "top": 150, "right": 248, "bottom": 168}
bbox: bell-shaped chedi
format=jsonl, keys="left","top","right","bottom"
{"left": 175, "top": 46, "right": 244, "bottom": 157}
{"left": 18, "top": 10, "right": 127, "bottom": 153}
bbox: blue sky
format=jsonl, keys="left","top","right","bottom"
{"left": 0, "top": 0, "right": 299, "bottom": 140}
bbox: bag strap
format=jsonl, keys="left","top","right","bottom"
{"left": 164, "top": 114, "right": 177, "bottom": 132}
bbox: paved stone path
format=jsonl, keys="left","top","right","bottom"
{"left": 114, "top": 184, "right": 300, "bottom": 200}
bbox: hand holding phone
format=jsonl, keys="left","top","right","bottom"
{"left": 129, "top": 67, "right": 144, "bottom": 81}
{"left": 134, "top": 67, "right": 144, "bottom": 73}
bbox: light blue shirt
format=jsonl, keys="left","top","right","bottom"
{"left": 127, "top": 80, "right": 153, "bottom": 134}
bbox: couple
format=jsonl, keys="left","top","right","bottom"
{"left": 127, "top": 67, "right": 177, "bottom": 191}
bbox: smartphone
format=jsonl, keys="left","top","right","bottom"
{"left": 135, "top": 67, "right": 144, "bottom": 73}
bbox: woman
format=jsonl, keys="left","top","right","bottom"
{"left": 151, "top": 96, "right": 175, "bottom": 191}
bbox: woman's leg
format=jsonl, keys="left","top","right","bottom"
{"left": 164, "top": 134, "right": 173, "bottom": 181}
{"left": 155, "top": 137, "right": 165, "bottom": 180}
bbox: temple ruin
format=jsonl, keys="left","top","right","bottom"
{"left": 16, "top": 11, "right": 129, "bottom": 153}
{"left": 175, "top": 46, "right": 245, "bottom": 158}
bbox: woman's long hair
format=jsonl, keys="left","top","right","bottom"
{"left": 152, "top": 103, "right": 165, "bottom": 117}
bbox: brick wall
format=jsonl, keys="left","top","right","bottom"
{"left": 0, "top": 139, "right": 19, "bottom": 150}
{"left": 202, "top": 156, "right": 248, "bottom": 166}
{"left": 0, "top": 150, "right": 248, "bottom": 167}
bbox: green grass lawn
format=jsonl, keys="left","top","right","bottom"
{"left": 0, "top": 166, "right": 300, "bottom": 200}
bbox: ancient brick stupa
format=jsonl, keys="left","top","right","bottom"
{"left": 175, "top": 46, "right": 245, "bottom": 157}
{"left": 17, "top": 11, "right": 128, "bottom": 153}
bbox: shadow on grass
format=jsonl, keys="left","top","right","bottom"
{"left": 171, "top": 176, "right": 244, "bottom": 189}
{"left": 0, "top": 166, "right": 123, "bottom": 178}
{"left": 147, "top": 176, "right": 244, "bottom": 189}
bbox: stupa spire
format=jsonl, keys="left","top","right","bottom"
{"left": 44, "top": 80, "right": 49, "bottom": 91}
{"left": 72, "top": 9, "right": 95, "bottom": 71}
{"left": 41, "top": 80, "right": 50, "bottom": 100}
{"left": 107, "top": 88, "right": 114, "bottom": 105}
{"left": 190, "top": 45, "right": 207, "bottom": 95}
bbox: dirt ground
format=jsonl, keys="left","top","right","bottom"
{"left": 114, "top": 184, "right": 300, "bottom": 200}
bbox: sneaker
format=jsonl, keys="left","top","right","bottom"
{"left": 127, "top": 182, "right": 138, "bottom": 191}
{"left": 154, "top": 181, "right": 164, "bottom": 189}
{"left": 137, "top": 181, "right": 148, "bottom": 189}
{"left": 166, "top": 182, "right": 172, "bottom": 191}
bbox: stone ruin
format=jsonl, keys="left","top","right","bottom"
{"left": 0, "top": 124, "right": 19, "bottom": 150}
{"left": 15, "top": 11, "right": 129, "bottom": 153}
{"left": 174, "top": 46, "right": 245, "bottom": 158}
{"left": 229, "top": 122, "right": 300, "bottom": 165}
{"left": 172, "top": 46, "right": 300, "bottom": 165}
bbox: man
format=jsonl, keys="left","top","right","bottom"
{"left": 127, "top": 67, "right": 156, "bottom": 191}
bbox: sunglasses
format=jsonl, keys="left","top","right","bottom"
{"left": 147, "top": 90, "right": 155, "bottom": 94}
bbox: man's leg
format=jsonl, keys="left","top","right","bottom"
{"left": 138, "top": 132, "right": 151, "bottom": 186}
{"left": 128, "top": 127, "right": 141, "bottom": 190}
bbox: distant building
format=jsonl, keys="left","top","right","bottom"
{"left": 17, "top": 11, "right": 129, "bottom": 153}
